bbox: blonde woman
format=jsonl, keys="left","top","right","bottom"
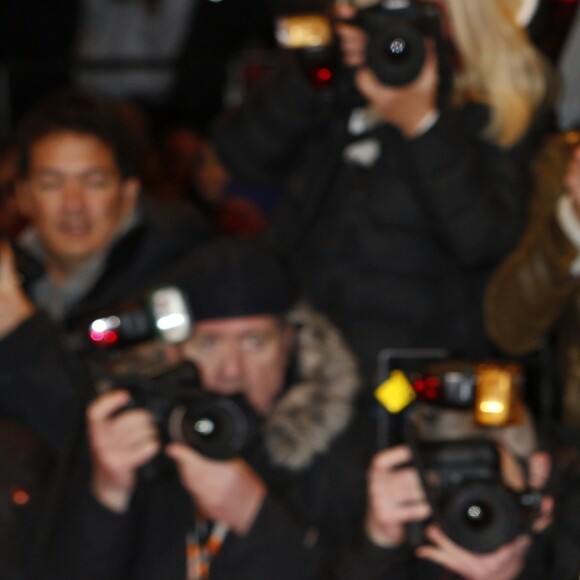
{"left": 214, "top": 0, "right": 555, "bottom": 391}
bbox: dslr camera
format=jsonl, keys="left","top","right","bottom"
{"left": 381, "top": 359, "right": 544, "bottom": 553}
{"left": 113, "top": 362, "right": 258, "bottom": 469}
{"left": 407, "top": 420, "right": 543, "bottom": 553}
{"left": 357, "top": 0, "right": 452, "bottom": 88}
{"left": 276, "top": 0, "right": 452, "bottom": 94}
{"left": 75, "top": 289, "right": 258, "bottom": 472}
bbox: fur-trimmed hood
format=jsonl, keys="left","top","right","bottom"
{"left": 263, "top": 303, "right": 361, "bottom": 472}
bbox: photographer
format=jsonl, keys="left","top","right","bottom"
{"left": 485, "top": 135, "right": 580, "bottom": 427}
{"left": 13, "top": 88, "right": 212, "bottom": 327}
{"left": 46, "top": 238, "right": 366, "bottom": 580}
{"left": 335, "top": 403, "right": 571, "bottom": 580}
{"left": 0, "top": 242, "right": 82, "bottom": 579}
{"left": 213, "top": 0, "right": 554, "bottom": 391}
{"left": 0, "top": 242, "right": 81, "bottom": 452}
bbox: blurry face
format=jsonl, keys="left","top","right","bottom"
{"left": 17, "top": 132, "right": 139, "bottom": 275}
{"left": 180, "top": 315, "right": 294, "bottom": 416}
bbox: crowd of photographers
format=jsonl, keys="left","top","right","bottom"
{"left": 2, "top": 0, "right": 580, "bottom": 579}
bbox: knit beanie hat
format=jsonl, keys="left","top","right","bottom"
{"left": 170, "top": 238, "right": 297, "bottom": 322}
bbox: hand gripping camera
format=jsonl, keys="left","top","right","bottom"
{"left": 401, "top": 361, "right": 544, "bottom": 553}
{"left": 113, "top": 362, "right": 259, "bottom": 464}
{"left": 406, "top": 420, "right": 543, "bottom": 553}
{"left": 357, "top": 0, "right": 452, "bottom": 88}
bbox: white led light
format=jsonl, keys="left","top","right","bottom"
{"left": 156, "top": 313, "right": 187, "bottom": 331}
{"left": 90, "top": 316, "right": 120, "bottom": 332}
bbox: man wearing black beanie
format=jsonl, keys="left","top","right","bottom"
{"left": 47, "top": 238, "right": 369, "bottom": 580}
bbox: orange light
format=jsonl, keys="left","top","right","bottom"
{"left": 11, "top": 487, "right": 31, "bottom": 506}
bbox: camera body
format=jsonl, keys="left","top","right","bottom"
{"left": 276, "top": 0, "right": 453, "bottom": 95}
{"left": 357, "top": 0, "right": 452, "bottom": 89}
{"left": 114, "top": 363, "right": 258, "bottom": 466}
{"left": 409, "top": 435, "right": 542, "bottom": 553}
{"left": 377, "top": 357, "right": 543, "bottom": 553}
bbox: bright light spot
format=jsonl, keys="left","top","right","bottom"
{"left": 156, "top": 313, "right": 186, "bottom": 331}
{"left": 467, "top": 505, "right": 482, "bottom": 520}
{"left": 195, "top": 419, "right": 215, "bottom": 435}
{"left": 479, "top": 401, "right": 505, "bottom": 414}
{"left": 90, "top": 316, "right": 120, "bottom": 333}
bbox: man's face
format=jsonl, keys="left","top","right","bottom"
{"left": 17, "top": 131, "right": 139, "bottom": 273}
{"left": 180, "top": 315, "right": 294, "bottom": 416}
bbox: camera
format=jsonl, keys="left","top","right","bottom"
{"left": 356, "top": 0, "right": 452, "bottom": 89}
{"left": 113, "top": 362, "right": 258, "bottom": 463}
{"left": 376, "top": 356, "right": 544, "bottom": 553}
{"left": 407, "top": 430, "right": 542, "bottom": 553}
{"left": 276, "top": 0, "right": 453, "bottom": 95}
{"left": 275, "top": 11, "right": 338, "bottom": 90}
{"left": 74, "top": 290, "right": 258, "bottom": 478}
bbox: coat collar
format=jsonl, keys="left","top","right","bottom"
{"left": 264, "top": 303, "right": 361, "bottom": 471}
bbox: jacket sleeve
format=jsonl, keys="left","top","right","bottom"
{"left": 332, "top": 536, "right": 414, "bottom": 580}
{"left": 0, "top": 311, "right": 84, "bottom": 453}
{"left": 485, "top": 214, "right": 579, "bottom": 355}
{"left": 212, "top": 56, "right": 331, "bottom": 188}
{"left": 212, "top": 493, "right": 322, "bottom": 580}
{"left": 45, "top": 477, "right": 137, "bottom": 580}
{"left": 402, "top": 105, "right": 548, "bottom": 267}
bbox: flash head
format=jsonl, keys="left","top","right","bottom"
{"left": 409, "top": 361, "right": 524, "bottom": 427}
{"left": 87, "top": 286, "right": 192, "bottom": 349}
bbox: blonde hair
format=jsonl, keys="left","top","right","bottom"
{"left": 445, "top": 0, "right": 550, "bottom": 147}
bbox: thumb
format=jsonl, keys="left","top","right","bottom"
{"left": 165, "top": 442, "right": 203, "bottom": 465}
{"left": 0, "top": 242, "right": 19, "bottom": 285}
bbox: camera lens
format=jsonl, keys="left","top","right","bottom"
{"left": 463, "top": 501, "right": 492, "bottom": 530}
{"left": 386, "top": 37, "right": 409, "bottom": 60}
{"left": 366, "top": 22, "right": 426, "bottom": 86}
{"left": 169, "top": 395, "right": 257, "bottom": 460}
{"left": 443, "top": 482, "right": 520, "bottom": 553}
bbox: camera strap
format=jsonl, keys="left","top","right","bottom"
{"left": 186, "top": 516, "right": 229, "bottom": 580}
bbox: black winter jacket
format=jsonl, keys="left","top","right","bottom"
{"left": 0, "top": 196, "right": 211, "bottom": 578}
{"left": 45, "top": 304, "right": 370, "bottom": 580}
{"left": 214, "top": 61, "right": 552, "bottom": 388}
{"left": 18, "top": 194, "right": 213, "bottom": 331}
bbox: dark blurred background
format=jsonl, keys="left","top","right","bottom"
{"left": 0, "top": 0, "right": 578, "bottom": 142}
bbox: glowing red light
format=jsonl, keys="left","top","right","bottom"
{"left": 89, "top": 329, "right": 119, "bottom": 345}
{"left": 11, "top": 487, "right": 30, "bottom": 506}
{"left": 413, "top": 375, "right": 442, "bottom": 402}
{"left": 316, "top": 68, "right": 333, "bottom": 82}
